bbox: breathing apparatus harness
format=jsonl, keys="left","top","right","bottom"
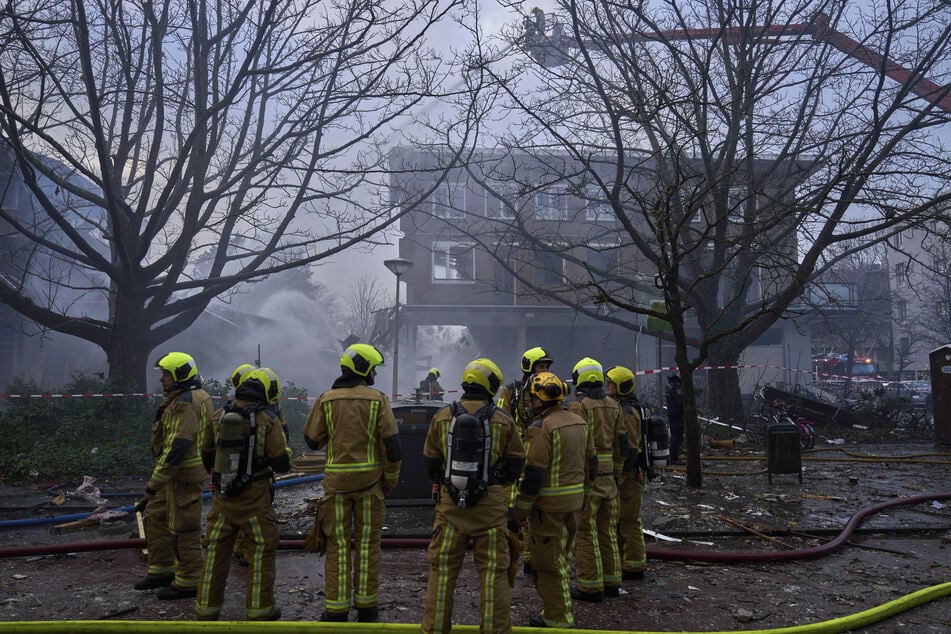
{"left": 506, "top": 375, "right": 535, "bottom": 429}
{"left": 617, "top": 396, "right": 651, "bottom": 480}
{"left": 213, "top": 402, "right": 277, "bottom": 498}
{"left": 443, "top": 401, "right": 497, "bottom": 509}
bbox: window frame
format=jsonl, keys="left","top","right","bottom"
{"left": 534, "top": 249, "right": 567, "bottom": 287}
{"left": 534, "top": 188, "right": 569, "bottom": 220}
{"left": 485, "top": 184, "right": 517, "bottom": 219}
{"left": 431, "top": 241, "right": 476, "bottom": 283}
{"left": 584, "top": 184, "right": 613, "bottom": 222}
{"left": 432, "top": 181, "right": 467, "bottom": 219}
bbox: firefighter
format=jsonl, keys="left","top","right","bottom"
{"left": 512, "top": 372, "right": 595, "bottom": 629}
{"left": 496, "top": 346, "right": 554, "bottom": 432}
{"left": 421, "top": 357, "right": 525, "bottom": 634}
{"left": 496, "top": 346, "right": 554, "bottom": 575}
{"left": 418, "top": 367, "right": 445, "bottom": 400}
{"left": 303, "top": 343, "right": 401, "bottom": 623}
{"left": 195, "top": 368, "right": 291, "bottom": 621}
{"left": 567, "top": 357, "right": 628, "bottom": 601}
{"left": 220, "top": 363, "right": 255, "bottom": 568}
{"left": 605, "top": 365, "right": 648, "bottom": 580}
{"left": 134, "top": 352, "right": 214, "bottom": 600}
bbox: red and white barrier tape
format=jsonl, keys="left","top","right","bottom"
{"left": 0, "top": 365, "right": 880, "bottom": 400}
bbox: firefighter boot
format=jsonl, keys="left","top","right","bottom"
{"left": 357, "top": 606, "right": 379, "bottom": 623}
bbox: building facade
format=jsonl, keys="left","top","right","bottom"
{"left": 887, "top": 220, "right": 951, "bottom": 379}
{"left": 387, "top": 147, "right": 812, "bottom": 400}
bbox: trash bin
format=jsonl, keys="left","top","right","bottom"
{"left": 928, "top": 345, "right": 951, "bottom": 445}
{"left": 388, "top": 401, "right": 445, "bottom": 506}
{"left": 766, "top": 422, "right": 802, "bottom": 484}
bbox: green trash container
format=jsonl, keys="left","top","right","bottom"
{"left": 767, "top": 422, "right": 802, "bottom": 484}
{"left": 389, "top": 401, "right": 444, "bottom": 506}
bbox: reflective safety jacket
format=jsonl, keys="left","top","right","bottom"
{"left": 417, "top": 377, "right": 444, "bottom": 400}
{"left": 513, "top": 407, "right": 595, "bottom": 516}
{"left": 617, "top": 397, "right": 643, "bottom": 480}
{"left": 568, "top": 386, "right": 626, "bottom": 498}
{"left": 303, "top": 383, "right": 401, "bottom": 494}
{"left": 201, "top": 398, "right": 293, "bottom": 491}
{"left": 424, "top": 398, "right": 525, "bottom": 533}
{"left": 617, "top": 398, "right": 643, "bottom": 453}
{"left": 148, "top": 387, "right": 214, "bottom": 491}
{"left": 496, "top": 377, "right": 534, "bottom": 433}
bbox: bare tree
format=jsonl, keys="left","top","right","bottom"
{"left": 0, "top": 0, "right": 460, "bottom": 388}
{"left": 340, "top": 274, "right": 388, "bottom": 344}
{"left": 426, "top": 0, "right": 950, "bottom": 486}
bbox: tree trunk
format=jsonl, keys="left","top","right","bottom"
{"left": 105, "top": 286, "right": 154, "bottom": 391}
{"left": 106, "top": 333, "right": 153, "bottom": 392}
{"left": 706, "top": 358, "right": 744, "bottom": 422}
{"left": 682, "top": 369, "right": 702, "bottom": 488}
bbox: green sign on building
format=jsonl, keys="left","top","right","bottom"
{"left": 647, "top": 300, "right": 671, "bottom": 332}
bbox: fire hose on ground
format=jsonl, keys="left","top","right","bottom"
{"left": 1, "top": 490, "right": 947, "bottom": 560}
{"left": 0, "top": 473, "right": 325, "bottom": 530}
{"left": 0, "top": 583, "right": 948, "bottom": 633}
{"left": 0, "top": 492, "right": 948, "bottom": 632}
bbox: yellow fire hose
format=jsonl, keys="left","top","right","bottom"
{"left": 1, "top": 581, "right": 948, "bottom": 633}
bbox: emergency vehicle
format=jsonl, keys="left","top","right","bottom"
{"left": 812, "top": 354, "right": 881, "bottom": 388}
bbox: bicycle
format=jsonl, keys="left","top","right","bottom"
{"left": 746, "top": 387, "right": 816, "bottom": 450}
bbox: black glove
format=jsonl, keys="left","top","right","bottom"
{"left": 507, "top": 507, "right": 520, "bottom": 533}
{"left": 134, "top": 497, "right": 149, "bottom": 513}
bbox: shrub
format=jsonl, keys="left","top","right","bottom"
{"left": 0, "top": 371, "right": 312, "bottom": 482}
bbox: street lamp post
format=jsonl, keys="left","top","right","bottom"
{"left": 383, "top": 257, "right": 413, "bottom": 399}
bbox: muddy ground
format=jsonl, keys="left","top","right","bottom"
{"left": 0, "top": 439, "right": 949, "bottom": 632}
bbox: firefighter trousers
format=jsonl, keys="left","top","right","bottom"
{"left": 617, "top": 476, "right": 646, "bottom": 574}
{"left": 145, "top": 480, "right": 204, "bottom": 589}
{"left": 143, "top": 487, "right": 174, "bottom": 580}
{"left": 528, "top": 508, "right": 578, "bottom": 628}
{"left": 168, "top": 480, "right": 205, "bottom": 589}
{"left": 575, "top": 491, "right": 621, "bottom": 592}
{"left": 320, "top": 489, "right": 385, "bottom": 616}
{"left": 422, "top": 520, "right": 511, "bottom": 633}
{"left": 195, "top": 484, "right": 279, "bottom": 620}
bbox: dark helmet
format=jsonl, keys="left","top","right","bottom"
{"left": 521, "top": 347, "right": 554, "bottom": 374}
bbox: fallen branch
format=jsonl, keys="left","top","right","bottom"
{"left": 714, "top": 514, "right": 796, "bottom": 549}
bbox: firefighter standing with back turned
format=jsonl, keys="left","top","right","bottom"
{"left": 568, "top": 357, "right": 628, "bottom": 602}
{"left": 195, "top": 367, "right": 291, "bottom": 621}
{"left": 605, "top": 365, "right": 649, "bottom": 580}
{"left": 421, "top": 358, "right": 525, "bottom": 634}
{"left": 303, "top": 343, "right": 401, "bottom": 623}
{"left": 512, "top": 372, "right": 596, "bottom": 629}
{"left": 496, "top": 346, "right": 554, "bottom": 576}
{"left": 135, "top": 352, "right": 213, "bottom": 600}
{"left": 215, "top": 363, "right": 256, "bottom": 568}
